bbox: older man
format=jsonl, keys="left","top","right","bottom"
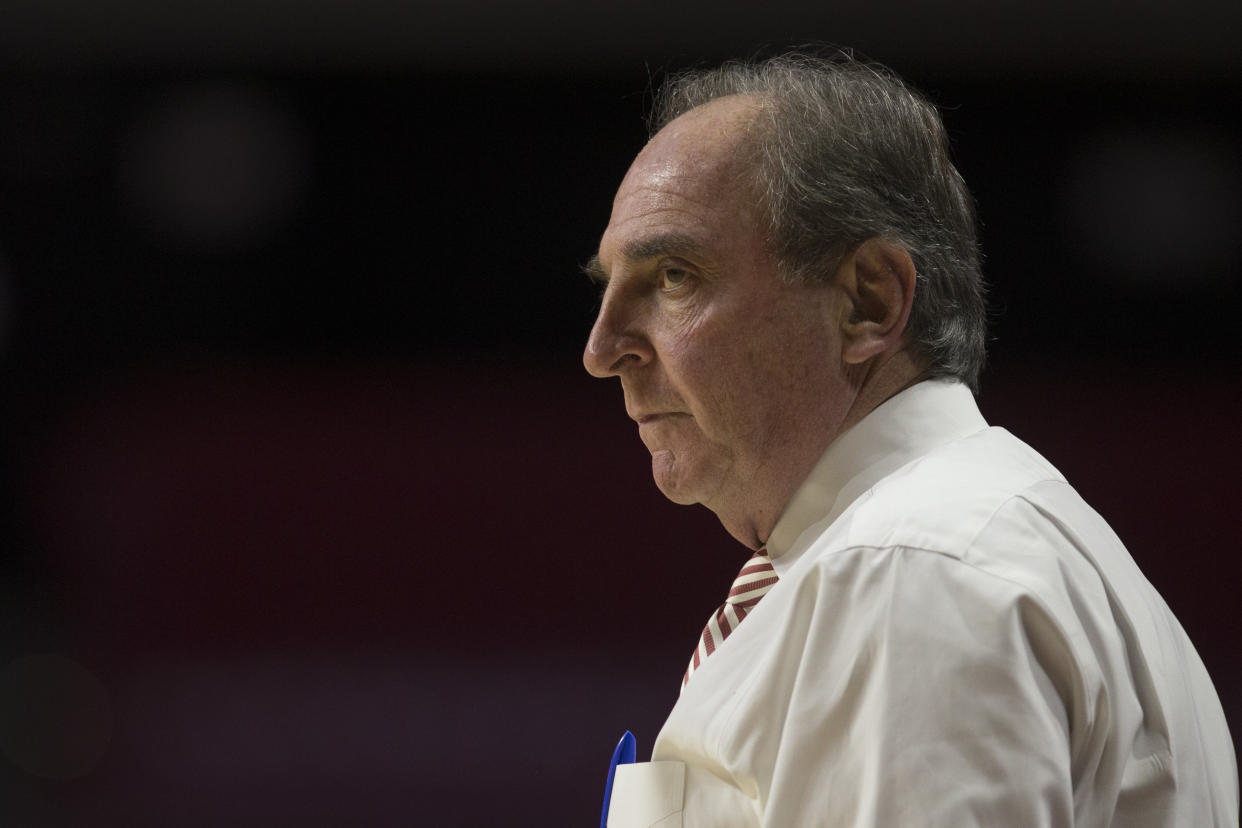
{"left": 586, "top": 54, "right": 1237, "bottom": 827}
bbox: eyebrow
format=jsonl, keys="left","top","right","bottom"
{"left": 581, "top": 255, "right": 607, "bottom": 285}
{"left": 621, "top": 232, "right": 708, "bottom": 263}
{"left": 581, "top": 232, "right": 709, "bottom": 286}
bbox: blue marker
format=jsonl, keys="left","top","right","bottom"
{"left": 600, "top": 730, "right": 637, "bottom": 828}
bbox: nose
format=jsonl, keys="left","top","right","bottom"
{"left": 583, "top": 289, "right": 654, "bottom": 378}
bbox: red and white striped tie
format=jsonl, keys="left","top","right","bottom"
{"left": 681, "top": 551, "right": 778, "bottom": 692}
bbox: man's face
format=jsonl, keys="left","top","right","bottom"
{"left": 583, "top": 97, "right": 855, "bottom": 532}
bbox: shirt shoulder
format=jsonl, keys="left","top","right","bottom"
{"left": 834, "top": 425, "right": 1070, "bottom": 560}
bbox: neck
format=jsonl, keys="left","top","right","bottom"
{"left": 840, "top": 350, "right": 930, "bottom": 434}
{"left": 711, "top": 350, "right": 926, "bottom": 550}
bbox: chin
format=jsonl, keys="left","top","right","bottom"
{"left": 655, "top": 481, "right": 700, "bottom": 506}
{"left": 651, "top": 450, "right": 706, "bottom": 506}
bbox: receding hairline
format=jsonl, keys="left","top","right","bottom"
{"left": 585, "top": 95, "right": 775, "bottom": 288}
{"left": 644, "top": 92, "right": 772, "bottom": 155}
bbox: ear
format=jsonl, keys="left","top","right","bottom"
{"left": 835, "top": 238, "right": 916, "bottom": 365}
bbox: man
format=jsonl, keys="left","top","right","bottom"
{"left": 584, "top": 53, "right": 1238, "bottom": 826}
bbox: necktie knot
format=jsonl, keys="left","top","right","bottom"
{"left": 682, "top": 551, "right": 778, "bottom": 692}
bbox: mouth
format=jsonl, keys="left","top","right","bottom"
{"left": 634, "top": 412, "right": 685, "bottom": 425}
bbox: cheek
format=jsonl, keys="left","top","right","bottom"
{"left": 666, "top": 301, "right": 813, "bottom": 438}
{"left": 687, "top": 348, "right": 763, "bottom": 438}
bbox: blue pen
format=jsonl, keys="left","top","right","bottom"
{"left": 600, "top": 730, "right": 637, "bottom": 828}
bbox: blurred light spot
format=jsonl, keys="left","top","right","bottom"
{"left": 0, "top": 654, "right": 113, "bottom": 780}
{"left": 117, "top": 83, "right": 311, "bottom": 249}
{"left": 1061, "top": 129, "right": 1242, "bottom": 287}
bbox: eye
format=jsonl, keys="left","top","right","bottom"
{"left": 659, "top": 267, "right": 692, "bottom": 292}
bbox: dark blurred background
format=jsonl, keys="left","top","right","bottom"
{"left": 1, "top": 2, "right": 1240, "bottom": 825}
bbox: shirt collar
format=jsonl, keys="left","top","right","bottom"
{"left": 764, "top": 379, "right": 988, "bottom": 574}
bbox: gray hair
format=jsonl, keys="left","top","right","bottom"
{"left": 650, "top": 51, "right": 988, "bottom": 391}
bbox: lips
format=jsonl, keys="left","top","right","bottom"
{"left": 633, "top": 412, "right": 686, "bottom": 425}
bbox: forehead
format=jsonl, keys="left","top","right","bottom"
{"left": 599, "top": 97, "right": 764, "bottom": 267}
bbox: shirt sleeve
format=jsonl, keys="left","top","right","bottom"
{"left": 738, "top": 545, "right": 1087, "bottom": 827}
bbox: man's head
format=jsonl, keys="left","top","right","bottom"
{"left": 651, "top": 52, "right": 987, "bottom": 391}
{"left": 583, "top": 53, "right": 985, "bottom": 547}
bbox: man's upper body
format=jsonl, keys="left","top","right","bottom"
{"left": 650, "top": 377, "right": 1238, "bottom": 825}
{"left": 585, "top": 52, "right": 1238, "bottom": 826}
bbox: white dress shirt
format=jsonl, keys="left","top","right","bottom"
{"left": 625, "top": 380, "right": 1237, "bottom": 827}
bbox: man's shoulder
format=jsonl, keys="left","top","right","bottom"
{"left": 792, "top": 425, "right": 1146, "bottom": 629}
{"left": 774, "top": 423, "right": 1135, "bottom": 623}
{"left": 837, "top": 425, "right": 1072, "bottom": 555}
